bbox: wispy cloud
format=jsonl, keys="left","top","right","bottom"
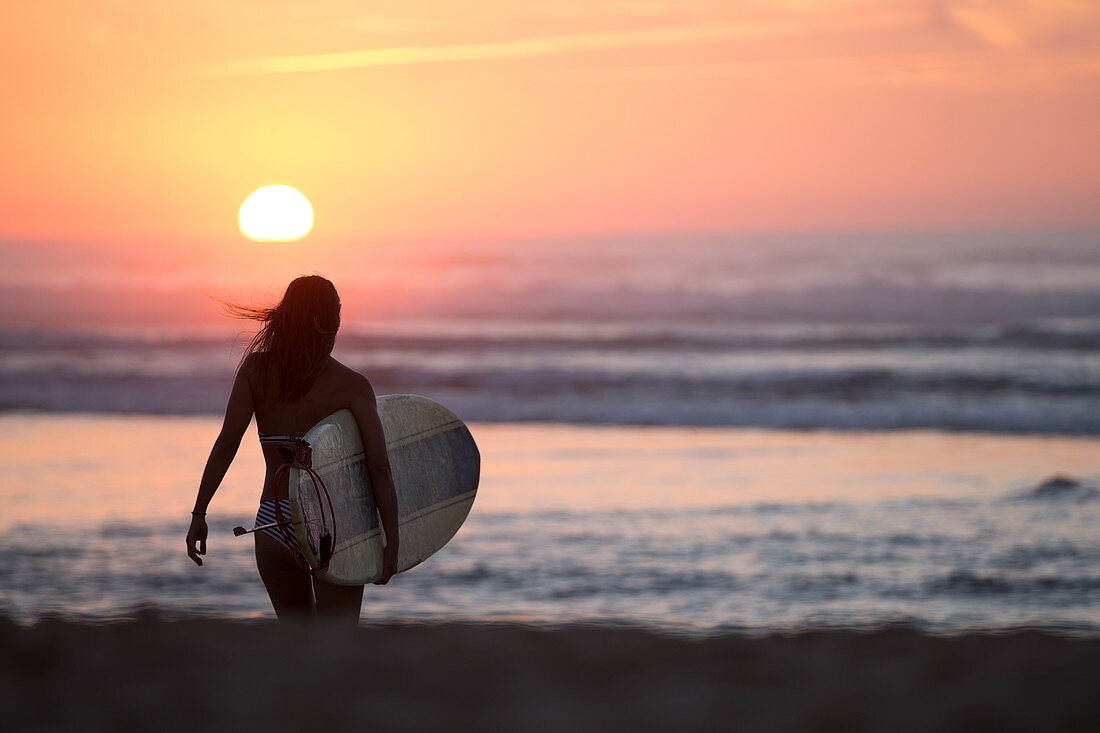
{"left": 568, "top": 48, "right": 1100, "bottom": 91}
{"left": 212, "top": 22, "right": 794, "bottom": 75}
{"left": 945, "top": 0, "right": 1100, "bottom": 48}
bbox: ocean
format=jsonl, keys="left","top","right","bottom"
{"left": 1, "top": 228, "right": 1098, "bottom": 632}
{"left": 3, "top": 228, "right": 1099, "bottom": 433}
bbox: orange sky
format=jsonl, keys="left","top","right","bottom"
{"left": 2, "top": 1, "right": 1099, "bottom": 250}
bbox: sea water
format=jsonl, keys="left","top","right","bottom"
{"left": 1, "top": 228, "right": 1099, "bottom": 632}
{"left": 1, "top": 416, "right": 1098, "bottom": 633}
{"left": 3, "top": 229, "right": 1099, "bottom": 433}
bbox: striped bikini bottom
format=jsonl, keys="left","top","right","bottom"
{"left": 255, "top": 500, "right": 297, "bottom": 554}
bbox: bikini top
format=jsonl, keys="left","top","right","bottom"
{"left": 258, "top": 433, "right": 312, "bottom": 466}
{"left": 258, "top": 433, "right": 303, "bottom": 444}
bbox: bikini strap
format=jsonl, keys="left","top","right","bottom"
{"left": 259, "top": 435, "right": 312, "bottom": 467}
{"left": 259, "top": 434, "right": 303, "bottom": 443}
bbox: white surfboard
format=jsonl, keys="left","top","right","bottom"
{"left": 288, "top": 395, "right": 479, "bottom": 585}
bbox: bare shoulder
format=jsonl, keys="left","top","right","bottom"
{"left": 239, "top": 351, "right": 261, "bottom": 373}
{"left": 328, "top": 358, "right": 377, "bottom": 407}
{"left": 236, "top": 352, "right": 261, "bottom": 385}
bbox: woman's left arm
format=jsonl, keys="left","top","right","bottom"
{"left": 187, "top": 364, "right": 255, "bottom": 566}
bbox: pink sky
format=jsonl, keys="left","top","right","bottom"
{"left": 2, "top": 1, "right": 1099, "bottom": 252}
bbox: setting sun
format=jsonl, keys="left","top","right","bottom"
{"left": 238, "top": 185, "right": 314, "bottom": 241}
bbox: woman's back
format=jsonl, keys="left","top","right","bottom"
{"left": 249, "top": 355, "right": 365, "bottom": 501}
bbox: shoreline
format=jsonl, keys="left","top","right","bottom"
{"left": 5, "top": 408, "right": 1100, "bottom": 439}
{"left": 3, "top": 616, "right": 1098, "bottom": 731}
{"left": 8, "top": 608, "right": 1100, "bottom": 640}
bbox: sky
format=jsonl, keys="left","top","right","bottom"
{"left": 1, "top": 1, "right": 1099, "bottom": 268}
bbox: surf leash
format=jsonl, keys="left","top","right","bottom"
{"left": 233, "top": 438, "right": 337, "bottom": 574}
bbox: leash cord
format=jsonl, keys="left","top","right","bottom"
{"left": 272, "top": 458, "right": 336, "bottom": 574}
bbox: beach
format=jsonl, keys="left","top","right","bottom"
{"left": 4, "top": 615, "right": 1098, "bottom": 731}
{"left": 7, "top": 417, "right": 1097, "bottom": 731}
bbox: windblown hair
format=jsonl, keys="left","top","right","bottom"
{"left": 224, "top": 275, "right": 341, "bottom": 402}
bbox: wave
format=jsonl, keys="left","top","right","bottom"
{"left": 1011, "top": 476, "right": 1100, "bottom": 503}
{"left": 6, "top": 319, "right": 1100, "bottom": 352}
{"left": 2, "top": 320, "right": 1099, "bottom": 432}
{"left": 350, "top": 323, "right": 1100, "bottom": 352}
{"left": 2, "top": 370, "right": 1098, "bottom": 433}
{"left": 924, "top": 571, "right": 1100, "bottom": 598}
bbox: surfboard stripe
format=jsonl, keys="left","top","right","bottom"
{"left": 333, "top": 490, "right": 477, "bottom": 552}
{"left": 386, "top": 420, "right": 466, "bottom": 450}
{"left": 396, "top": 490, "right": 477, "bottom": 527}
{"left": 308, "top": 421, "right": 466, "bottom": 473}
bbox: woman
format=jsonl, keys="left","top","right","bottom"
{"left": 185, "top": 275, "right": 399, "bottom": 624}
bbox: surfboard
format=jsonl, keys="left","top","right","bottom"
{"left": 287, "top": 395, "right": 479, "bottom": 585}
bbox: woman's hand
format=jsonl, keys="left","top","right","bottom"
{"left": 374, "top": 543, "right": 398, "bottom": 585}
{"left": 186, "top": 515, "right": 208, "bottom": 566}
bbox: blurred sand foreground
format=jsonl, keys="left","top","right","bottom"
{"left": 2, "top": 616, "right": 1097, "bottom": 732}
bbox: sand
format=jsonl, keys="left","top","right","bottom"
{"left": 2, "top": 615, "right": 1098, "bottom": 732}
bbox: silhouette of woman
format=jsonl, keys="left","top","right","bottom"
{"left": 186, "top": 275, "right": 399, "bottom": 624}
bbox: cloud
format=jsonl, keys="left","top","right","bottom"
{"left": 211, "top": 22, "right": 795, "bottom": 75}
{"left": 945, "top": 0, "right": 1100, "bottom": 48}
{"left": 203, "top": 2, "right": 1100, "bottom": 92}
{"left": 569, "top": 48, "right": 1100, "bottom": 91}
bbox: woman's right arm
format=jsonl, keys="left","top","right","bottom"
{"left": 187, "top": 363, "right": 255, "bottom": 566}
{"left": 350, "top": 378, "right": 400, "bottom": 584}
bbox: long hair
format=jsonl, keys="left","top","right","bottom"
{"left": 224, "top": 275, "right": 341, "bottom": 402}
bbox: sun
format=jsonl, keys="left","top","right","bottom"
{"left": 238, "top": 185, "right": 314, "bottom": 241}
